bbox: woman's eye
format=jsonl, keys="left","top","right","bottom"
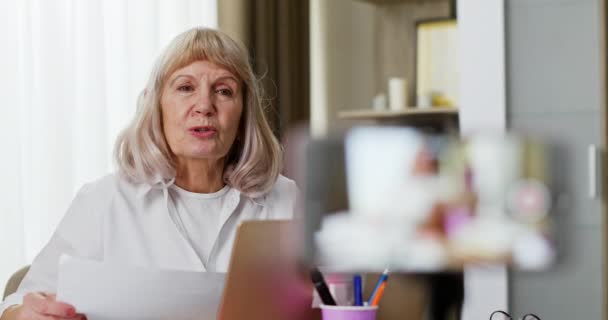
{"left": 177, "top": 85, "right": 194, "bottom": 92}
{"left": 216, "top": 88, "right": 233, "bottom": 97}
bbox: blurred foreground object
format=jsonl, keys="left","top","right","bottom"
{"left": 311, "top": 127, "right": 554, "bottom": 272}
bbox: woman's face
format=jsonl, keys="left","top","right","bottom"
{"left": 160, "top": 60, "right": 243, "bottom": 164}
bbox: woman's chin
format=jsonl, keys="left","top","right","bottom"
{"left": 183, "top": 149, "right": 226, "bottom": 161}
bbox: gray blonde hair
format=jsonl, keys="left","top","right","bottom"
{"left": 114, "top": 28, "right": 282, "bottom": 197}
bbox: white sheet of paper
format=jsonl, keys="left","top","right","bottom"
{"left": 56, "top": 256, "right": 225, "bottom": 320}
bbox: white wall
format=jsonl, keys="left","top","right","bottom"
{"left": 458, "top": 0, "right": 508, "bottom": 319}
{"left": 458, "top": 0, "right": 506, "bottom": 134}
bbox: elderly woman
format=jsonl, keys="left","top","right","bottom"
{"left": 1, "top": 28, "right": 297, "bottom": 320}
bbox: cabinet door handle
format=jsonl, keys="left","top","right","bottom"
{"left": 589, "top": 145, "right": 602, "bottom": 199}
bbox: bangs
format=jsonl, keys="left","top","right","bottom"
{"left": 157, "top": 29, "right": 249, "bottom": 90}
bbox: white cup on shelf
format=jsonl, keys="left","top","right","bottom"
{"left": 388, "top": 77, "right": 407, "bottom": 111}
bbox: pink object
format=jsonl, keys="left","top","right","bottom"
{"left": 321, "top": 305, "right": 378, "bottom": 320}
{"left": 444, "top": 207, "right": 473, "bottom": 236}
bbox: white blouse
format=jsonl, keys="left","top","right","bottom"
{"left": 0, "top": 173, "right": 298, "bottom": 315}
{"left": 170, "top": 183, "right": 230, "bottom": 267}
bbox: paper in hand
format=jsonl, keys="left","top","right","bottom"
{"left": 57, "top": 256, "right": 225, "bottom": 320}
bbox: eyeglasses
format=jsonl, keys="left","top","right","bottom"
{"left": 490, "top": 310, "right": 542, "bottom": 320}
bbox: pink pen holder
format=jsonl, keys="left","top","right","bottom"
{"left": 320, "top": 305, "right": 378, "bottom": 320}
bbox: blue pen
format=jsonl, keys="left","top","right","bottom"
{"left": 367, "top": 269, "right": 389, "bottom": 306}
{"left": 353, "top": 274, "right": 363, "bottom": 306}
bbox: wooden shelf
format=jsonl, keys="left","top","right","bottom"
{"left": 338, "top": 107, "right": 458, "bottom": 120}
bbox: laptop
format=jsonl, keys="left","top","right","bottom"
{"left": 217, "top": 220, "right": 321, "bottom": 320}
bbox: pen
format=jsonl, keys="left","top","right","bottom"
{"left": 310, "top": 268, "right": 337, "bottom": 306}
{"left": 370, "top": 281, "right": 387, "bottom": 306}
{"left": 367, "top": 269, "right": 389, "bottom": 306}
{"left": 354, "top": 274, "right": 363, "bottom": 306}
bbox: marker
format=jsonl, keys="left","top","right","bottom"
{"left": 353, "top": 274, "right": 363, "bottom": 306}
{"left": 310, "top": 268, "right": 336, "bottom": 306}
{"left": 367, "top": 269, "right": 389, "bottom": 306}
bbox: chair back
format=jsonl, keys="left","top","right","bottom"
{"left": 3, "top": 266, "right": 30, "bottom": 300}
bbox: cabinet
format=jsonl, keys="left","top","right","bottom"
{"left": 506, "top": 0, "right": 606, "bottom": 319}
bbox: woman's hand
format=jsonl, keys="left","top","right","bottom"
{"left": 1, "top": 292, "right": 85, "bottom": 320}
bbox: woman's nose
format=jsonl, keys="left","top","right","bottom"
{"left": 193, "top": 89, "right": 215, "bottom": 116}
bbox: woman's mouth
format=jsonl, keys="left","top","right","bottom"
{"left": 189, "top": 126, "right": 217, "bottom": 138}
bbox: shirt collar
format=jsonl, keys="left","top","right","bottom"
{"left": 136, "top": 175, "right": 266, "bottom": 206}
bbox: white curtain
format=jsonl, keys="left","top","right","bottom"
{"left": 0, "top": 0, "right": 217, "bottom": 289}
